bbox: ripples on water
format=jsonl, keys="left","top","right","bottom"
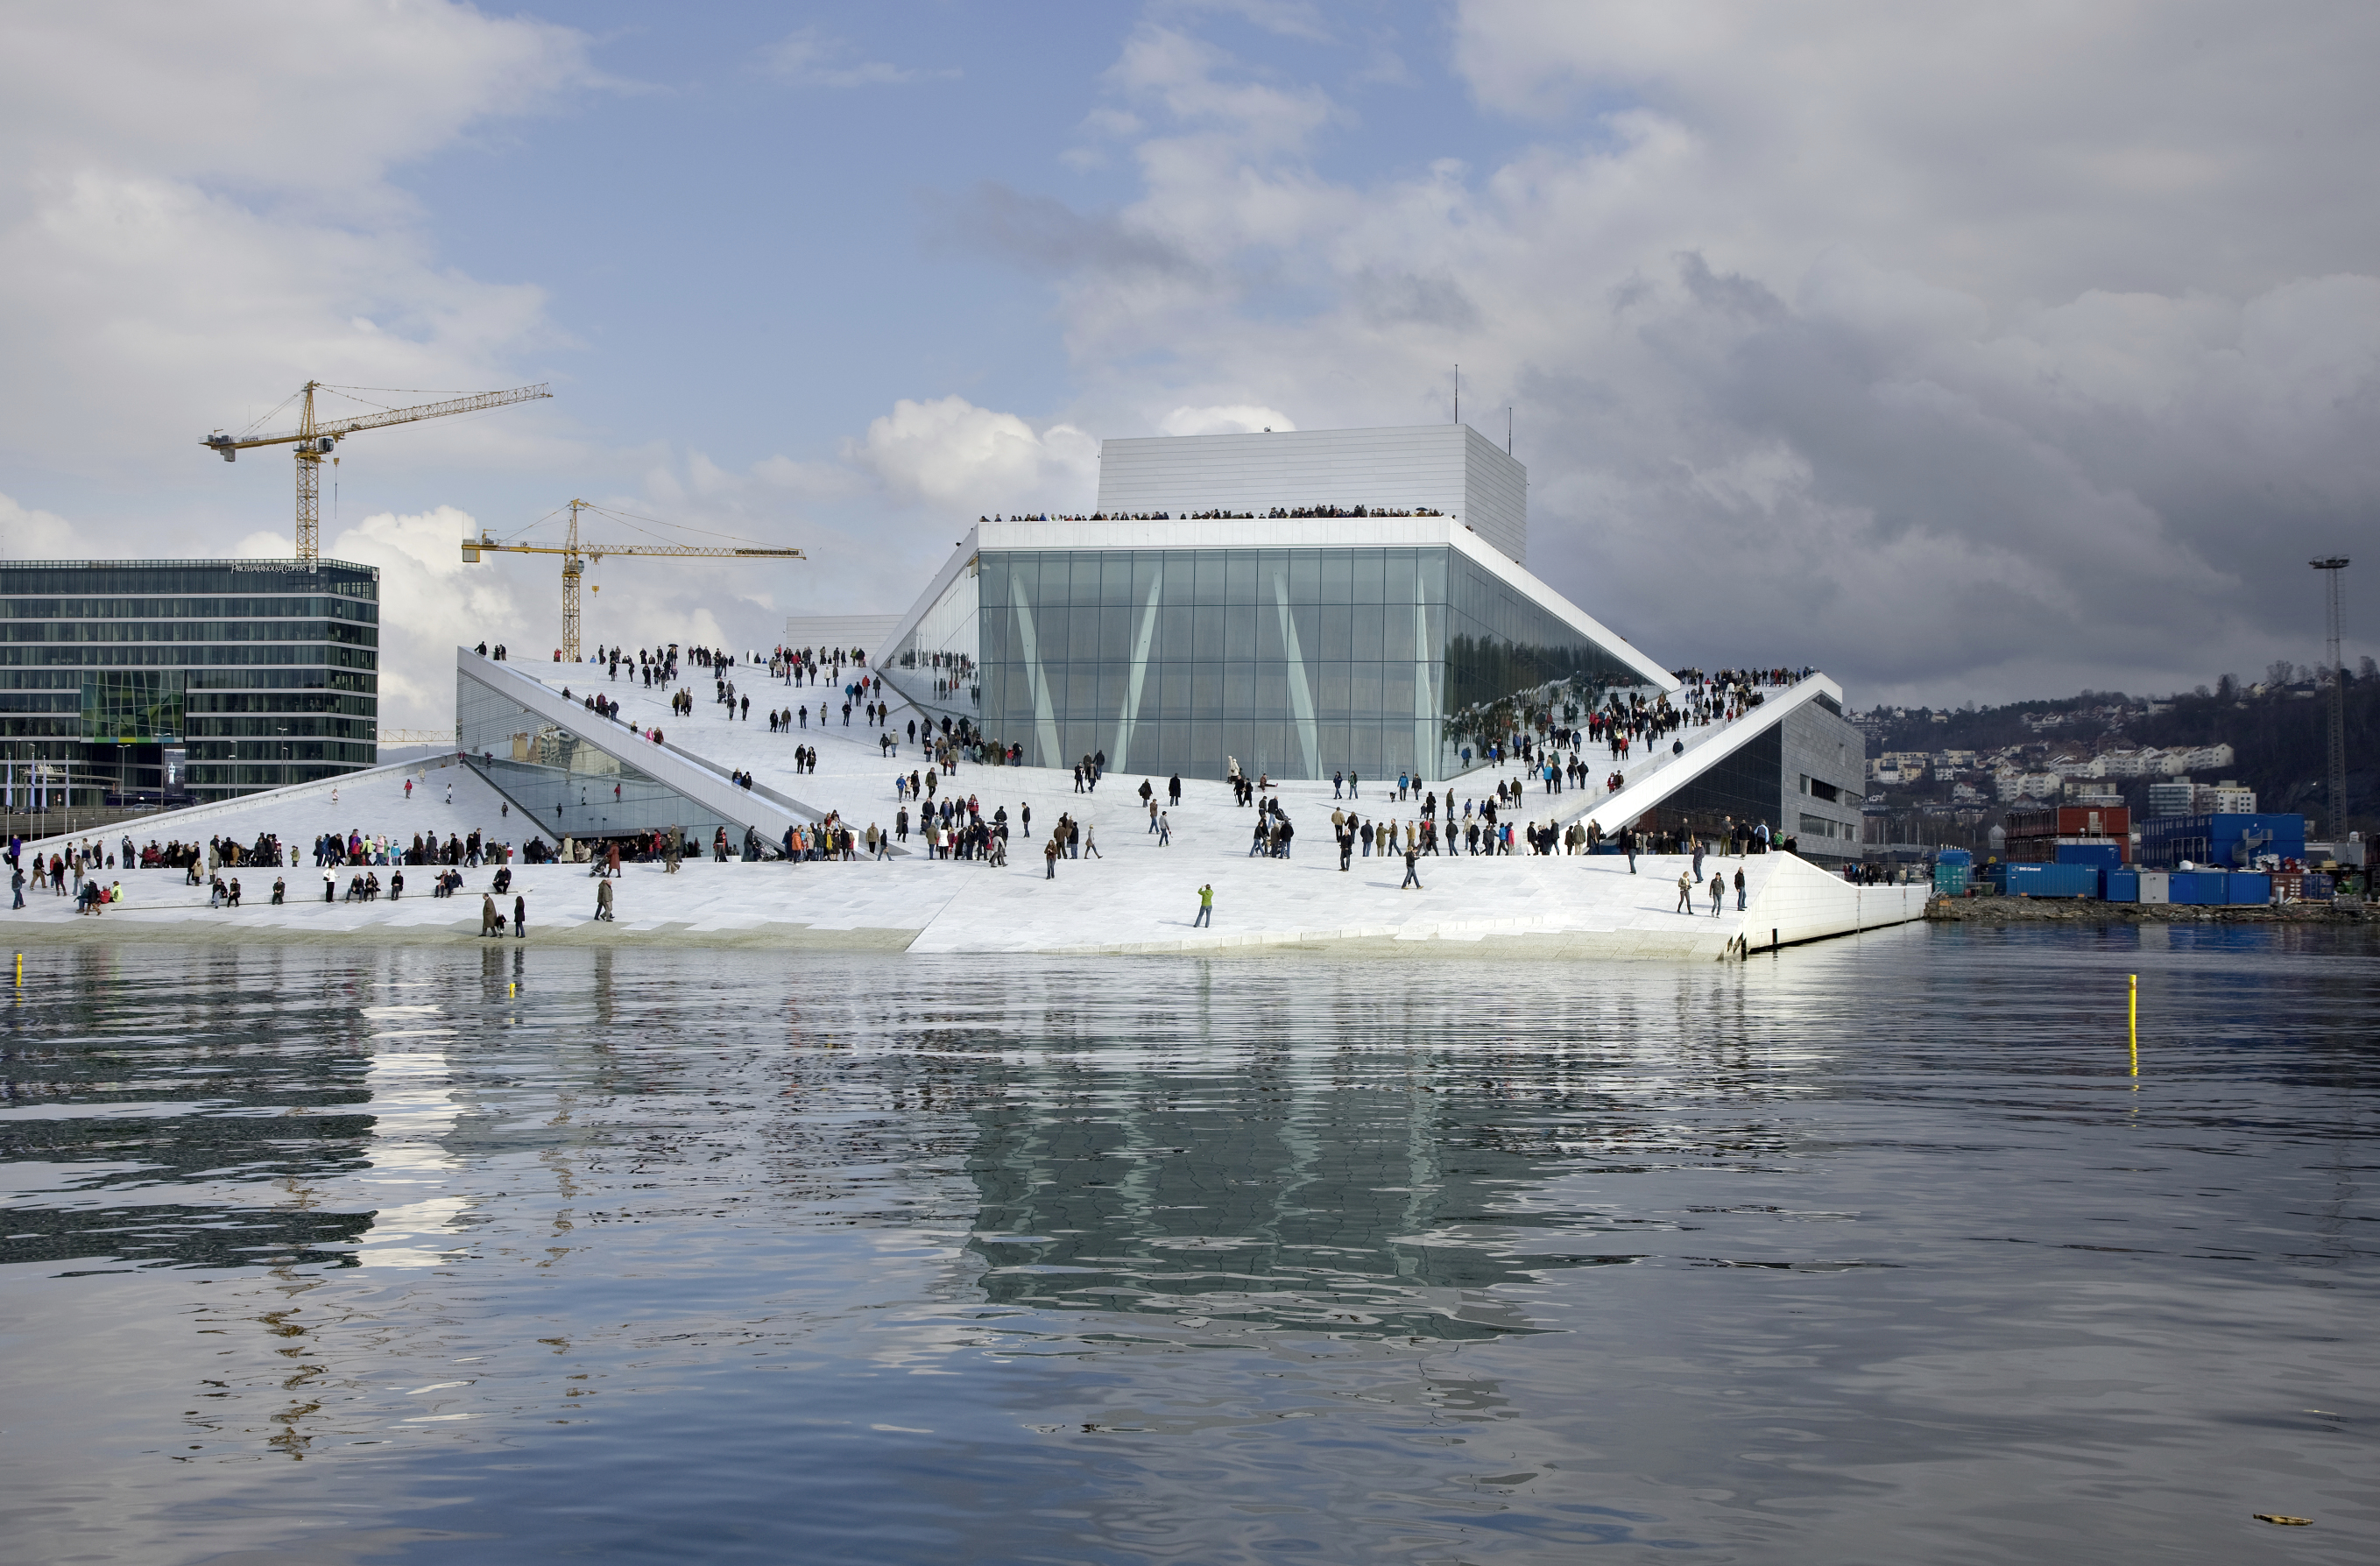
{"left": 0, "top": 925, "right": 2372, "bottom": 1564}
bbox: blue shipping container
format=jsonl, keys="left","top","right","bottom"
{"left": 2138, "top": 814, "right": 2307, "bottom": 868}
{"left": 2106, "top": 869, "right": 2139, "bottom": 903}
{"left": 2228, "top": 871, "right": 2271, "bottom": 905}
{"left": 2008, "top": 863, "right": 2101, "bottom": 899}
{"left": 2055, "top": 842, "right": 2124, "bottom": 869}
{"left": 2167, "top": 870, "right": 2225, "bottom": 905}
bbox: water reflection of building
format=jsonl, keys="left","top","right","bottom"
{"left": 963, "top": 1057, "right": 1578, "bottom": 1342}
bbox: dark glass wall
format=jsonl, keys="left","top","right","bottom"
{"left": 0, "top": 561, "right": 379, "bottom": 807}
{"left": 457, "top": 670, "right": 733, "bottom": 845}
{"left": 1633, "top": 724, "right": 1784, "bottom": 843}
{"left": 1442, "top": 552, "right": 1642, "bottom": 763}
{"left": 972, "top": 547, "right": 1641, "bottom": 782}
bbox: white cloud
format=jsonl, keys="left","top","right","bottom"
{"left": 322, "top": 506, "right": 519, "bottom": 728}
{"left": 846, "top": 396, "right": 1098, "bottom": 513}
{"left": 1159, "top": 405, "right": 1296, "bottom": 436}
{"left": 1018, "top": 2, "right": 2380, "bottom": 702}
{"left": 759, "top": 28, "right": 958, "bottom": 88}
{"left": 0, "top": 493, "right": 83, "bottom": 558}
{"left": 0, "top": 2, "right": 589, "bottom": 500}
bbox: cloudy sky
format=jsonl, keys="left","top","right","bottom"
{"left": 2, "top": 0, "right": 2374, "bottom": 726}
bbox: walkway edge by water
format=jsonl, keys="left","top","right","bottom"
{"left": 5, "top": 851, "right": 1924, "bottom": 958}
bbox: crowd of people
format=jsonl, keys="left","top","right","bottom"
{"left": 0, "top": 628, "right": 1846, "bottom": 938}
{"left": 970, "top": 505, "right": 1449, "bottom": 523}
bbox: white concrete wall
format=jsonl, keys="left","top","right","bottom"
{"left": 1742, "top": 851, "right": 1931, "bottom": 949}
{"left": 1097, "top": 425, "right": 1528, "bottom": 563}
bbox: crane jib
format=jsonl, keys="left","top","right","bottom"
{"left": 202, "top": 382, "right": 551, "bottom": 568}
{"left": 460, "top": 514, "right": 802, "bottom": 662}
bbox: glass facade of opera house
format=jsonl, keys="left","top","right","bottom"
{"left": 456, "top": 663, "right": 739, "bottom": 844}
{"left": 0, "top": 559, "right": 379, "bottom": 810}
{"left": 882, "top": 545, "right": 1648, "bottom": 782}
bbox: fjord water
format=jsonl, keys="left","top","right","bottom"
{"left": 0, "top": 927, "right": 2370, "bottom": 1565}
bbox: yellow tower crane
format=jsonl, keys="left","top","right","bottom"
{"left": 203, "top": 381, "right": 552, "bottom": 566}
{"left": 463, "top": 498, "right": 804, "bottom": 663}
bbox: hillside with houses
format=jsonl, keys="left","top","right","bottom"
{"left": 1854, "top": 660, "right": 2376, "bottom": 847}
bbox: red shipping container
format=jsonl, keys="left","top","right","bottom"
{"left": 2005, "top": 805, "right": 2130, "bottom": 841}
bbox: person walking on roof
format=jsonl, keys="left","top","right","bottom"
{"left": 1677, "top": 869, "right": 1694, "bottom": 913}
{"left": 1193, "top": 882, "right": 1212, "bottom": 927}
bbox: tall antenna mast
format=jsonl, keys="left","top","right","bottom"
{"left": 1508, "top": 406, "right": 1512, "bottom": 455}
{"left": 2312, "top": 556, "right": 2350, "bottom": 841}
{"left": 1452, "top": 364, "right": 1458, "bottom": 425}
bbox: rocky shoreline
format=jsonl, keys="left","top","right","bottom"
{"left": 1927, "top": 896, "right": 2369, "bottom": 925}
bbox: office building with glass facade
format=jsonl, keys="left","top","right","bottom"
{"left": 879, "top": 518, "right": 1674, "bottom": 783}
{"left": 0, "top": 559, "right": 379, "bottom": 809}
{"left": 875, "top": 427, "right": 1667, "bottom": 782}
{"left": 865, "top": 424, "right": 1866, "bottom": 858}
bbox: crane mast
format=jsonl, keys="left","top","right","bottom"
{"left": 2313, "top": 557, "right": 2350, "bottom": 843}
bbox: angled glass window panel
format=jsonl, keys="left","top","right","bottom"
{"left": 1101, "top": 553, "right": 1134, "bottom": 608}
{"left": 1416, "top": 548, "right": 1449, "bottom": 605}
{"left": 1289, "top": 550, "right": 1321, "bottom": 604}
{"left": 1222, "top": 603, "right": 1259, "bottom": 661}
{"left": 1254, "top": 664, "right": 1288, "bottom": 719}
{"left": 1157, "top": 604, "right": 1192, "bottom": 660}
{"left": 1189, "top": 722, "right": 1219, "bottom": 776}
{"left": 1192, "top": 604, "right": 1225, "bottom": 662}
{"left": 1037, "top": 604, "right": 1072, "bottom": 664}
{"left": 1349, "top": 603, "right": 1383, "bottom": 661}
{"left": 1318, "top": 604, "right": 1352, "bottom": 655}
{"left": 1317, "top": 660, "right": 1353, "bottom": 710}
{"left": 1195, "top": 549, "right": 1228, "bottom": 603}
{"left": 1250, "top": 722, "right": 1288, "bottom": 782}
{"left": 1221, "top": 661, "right": 1256, "bottom": 719}
{"left": 1155, "top": 663, "right": 1190, "bottom": 716}
{"left": 1190, "top": 663, "right": 1223, "bottom": 715}
{"left": 1350, "top": 662, "right": 1383, "bottom": 716}
{"left": 976, "top": 553, "right": 1010, "bottom": 608}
